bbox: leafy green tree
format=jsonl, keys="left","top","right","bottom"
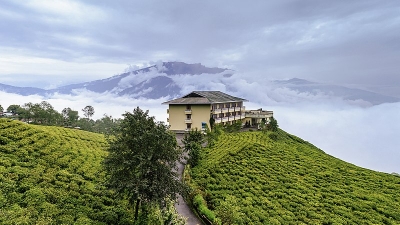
{"left": 182, "top": 129, "right": 204, "bottom": 167}
{"left": 82, "top": 105, "right": 95, "bottom": 119}
{"left": 93, "top": 114, "right": 120, "bottom": 134}
{"left": 62, "top": 107, "right": 79, "bottom": 126}
{"left": 267, "top": 117, "right": 279, "bottom": 132}
{"left": 103, "top": 107, "right": 184, "bottom": 223}
{"left": 0, "top": 104, "right": 3, "bottom": 113}
{"left": 6, "top": 104, "right": 21, "bottom": 114}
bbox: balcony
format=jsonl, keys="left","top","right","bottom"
{"left": 184, "top": 119, "right": 192, "bottom": 123}
{"left": 184, "top": 109, "right": 192, "bottom": 114}
{"left": 212, "top": 106, "right": 245, "bottom": 114}
{"left": 167, "top": 109, "right": 169, "bottom": 114}
{"left": 167, "top": 118, "right": 169, "bottom": 122}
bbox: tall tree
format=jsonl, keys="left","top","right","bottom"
{"left": 0, "top": 104, "right": 3, "bottom": 113}
{"left": 62, "top": 107, "right": 79, "bottom": 126}
{"left": 103, "top": 107, "right": 184, "bottom": 223}
{"left": 82, "top": 105, "right": 95, "bottom": 119}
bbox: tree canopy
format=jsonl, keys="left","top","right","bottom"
{"left": 103, "top": 107, "right": 184, "bottom": 223}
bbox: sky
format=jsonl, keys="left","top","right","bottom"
{"left": 0, "top": 0, "right": 400, "bottom": 89}
{"left": 0, "top": 1, "right": 399, "bottom": 173}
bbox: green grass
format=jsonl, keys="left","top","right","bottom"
{"left": 191, "top": 130, "right": 400, "bottom": 224}
{"left": 0, "top": 118, "right": 134, "bottom": 224}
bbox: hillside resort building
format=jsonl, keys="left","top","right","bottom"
{"left": 162, "top": 91, "right": 273, "bottom": 132}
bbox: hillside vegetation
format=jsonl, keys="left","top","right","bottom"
{"left": 190, "top": 130, "right": 400, "bottom": 224}
{"left": 0, "top": 119, "right": 133, "bottom": 224}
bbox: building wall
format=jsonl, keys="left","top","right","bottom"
{"left": 168, "top": 104, "right": 211, "bottom": 131}
{"left": 191, "top": 105, "right": 211, "bottom": 130}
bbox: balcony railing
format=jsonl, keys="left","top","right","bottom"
{"left": 184, "top": 119, "right": 192, "bottom": 123}
{"left": 212, "top": 106, "right": 245, "bottom": 114}
{"left": 184, "top": 109, "right": 192, "bottom": 114}
{"left": 214, "top": 116, "right": 243, "bottom": 124}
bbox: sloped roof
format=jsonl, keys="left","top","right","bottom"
{"left": 162, "top": 91, "right": 247, "bottom": 105}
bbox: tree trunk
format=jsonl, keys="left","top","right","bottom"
{"left": 134, "top": 198, "right": 141, "bottom": 222}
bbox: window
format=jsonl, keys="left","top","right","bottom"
{"left": 186, "top": 114, "right": 191, "bottom": 120}
{"left": 186, "top": 105, "right": 191, "bottom": 110}
{"left": 186, "top": 123, "right": 191, "bottom": 129}
{"left": 201, "top": 122, "right": 207, "bottom": 129}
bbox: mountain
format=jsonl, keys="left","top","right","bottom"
{"left": 189, "top": 130, "right": 400, "bottom": 224}
{"left": 0, "top": 83, "right": 47, "bottom": 96}
{"left": 274, "top": 78, "right": 400, "bottom": 105}
{"left": 0, "top": 62, "right": 398, "bottom": 105}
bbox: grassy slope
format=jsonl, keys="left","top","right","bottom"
{"left": 191, "top": 130, "right": 400, "bottom": 224}
{"left": 0, "top": 119, "right": 133, "bottom": 224}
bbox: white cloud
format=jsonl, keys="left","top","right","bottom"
{"left": 0, "top": 90, "right": 168, "bottom": 122}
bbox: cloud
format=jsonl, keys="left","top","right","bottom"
{"left": 0, "top": 90, "right": 168, "bottom": 122}
{"left": 1, "top": 0, "right": 400, "bottom": 87}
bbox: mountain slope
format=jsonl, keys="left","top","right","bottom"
{"left": 190, "top": 130, "right": 400, "bottom": 224}
{"left": 51, "top": 61, "right": 227, "bottom": 97}
{"left": 0, "top": 119, "right": 133, "bottom": 224}
{"left": 0, "top": 83, "right": 47, "bottom": 96}
{"left": 274, "top": 78, "right": 400, "bottom": 105}
{"left": 0, "top": 62, "right": 399, "bottom": 105}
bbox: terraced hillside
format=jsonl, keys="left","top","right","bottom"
{"left": 0, "top": 119, "right": 133, "bottom": 224}
{"left": 190, "top": 130, "right": 400, "bottom": 224}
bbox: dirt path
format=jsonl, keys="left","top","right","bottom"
{"left": 175, "top": 134, "right": 203, "bottom": 225}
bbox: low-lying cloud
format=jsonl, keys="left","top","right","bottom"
{"left": 1, "top": 87, "right": 399, "bottom": 174}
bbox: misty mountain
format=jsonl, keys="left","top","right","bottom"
{"left": 274, "top": 78, "right": 400, "bottom": 105}
{"left": 0, "top": 83, "right": 47, "bottom": 96}
{"left": 0, "top": 62, "right": 398, "bottom": 105}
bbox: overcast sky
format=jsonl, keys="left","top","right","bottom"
{"left": 0, "top": 0, "right": 399, "bottom": 88}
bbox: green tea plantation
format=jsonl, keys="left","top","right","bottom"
{"left": 0, "top": 119, "right": 134, "bottom": 224}
{"left": 189, "top": 130, "right": 400, "bottom": 224}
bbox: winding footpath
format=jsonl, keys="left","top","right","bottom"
{"left": 175, "top": 134, "right": 203, "bottom": 225}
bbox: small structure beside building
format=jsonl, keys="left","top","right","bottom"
{"left": 243, "top": 108, "right": 274, "bottom": 128}
{"left": 163, "top": 91, "right": 274, "bottom": 132}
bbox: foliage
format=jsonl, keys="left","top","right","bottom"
{"left": 0, "top": 104, "right": 3, "bottom": 112}
{"left": 82, "top": 105, "right": 95, "bottom": 119}
{"left": 3, "top": 102, "right": 121, "bottom": 134}
{"left": 209, "top": 116, "right": 215, "bottom": 130}
{"left": 61, "top": 107, "right": 79, "bottom": 127}
{"left": 267, "top": 116, "right": 278, "bottom": 132}
{"left": 193, "top": 194, "right": 216, "bottom": 223}
{"left": 0, "top": 118, "right": 134, "bottom": 224}
{"left": 103, "top": 107, "right": 184, "bottom": 222}
{"left": 135, "top": 198, "right": 187, "bottom": 225}
{"left": 223, "top": 120, "right": 242, "bottom": 133}
{"left": 215, "top": 195, "right": 243, "bottom": 225}
{"left": 6, "top": 104, "right": 21, "bottom": 114}
{"left": 191, "top": 130, "right": 400, "bottom": 224}
{"left": 183, "top": 129, "right": 204, "bottom": 167}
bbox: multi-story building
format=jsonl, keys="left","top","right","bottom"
{"left": 163, "top": 91, "right": 247, "bottom": 132}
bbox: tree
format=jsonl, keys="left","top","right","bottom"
{"left": 267, "top": 117, "right": 279, "bottom": 132}
{"left": 209, "top": 116, "right": 215, "bottom": 130}
{"left": 0, "top": 104, "right": 3, "bottom": 113}
{"left": 7, "top": 104, "right": 21, "bottom": 114}
{"left": 182, "top": 129, "right": 204, "bottom": 167}
{"left": 82, "top": 105, "right": 95, "bottom": 119}
{"left": 103, "top": 107, "right": 184, "bottom": 223}
{"left": 62, "top": 107, "right": 79, "bottom": 126}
